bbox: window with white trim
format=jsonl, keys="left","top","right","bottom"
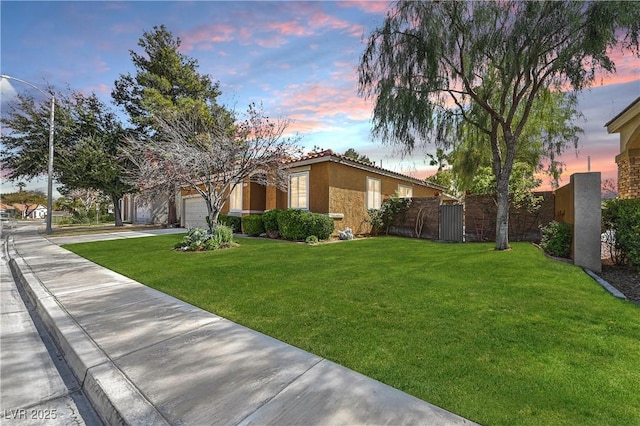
{"left": 289, "top": 172, "right": 309, "bottom": 209}
{"left": 366, "top": 177, "right": 382, "bottom": 209}
{"left": 398, "top": 184, "right": 413, "bottom": 198}
{"left": 229, "top": 184, "right": 243, "bottom": 212}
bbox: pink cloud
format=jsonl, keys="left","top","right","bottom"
{"left": 179, "top": 24, "right": 236, "bottom": 51}
{"left": 267, "top": 20, "right": 311, "bottom": 37}
{"left": 337, "top": 1, "right": 389, "bottom": 15}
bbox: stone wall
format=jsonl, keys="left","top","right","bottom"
{"left": 616, "top": 149, "right": 640, "bottom": 199}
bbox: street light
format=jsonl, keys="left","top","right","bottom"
{"left": 1, "top": 74, "right": 55, "bottom": 234}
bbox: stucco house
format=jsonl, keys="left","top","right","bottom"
{"left": 180, "top": 149, "right": 452, "bottom": 234}
{"left": 606, "top": 96, "right": 640, "bottom": 199}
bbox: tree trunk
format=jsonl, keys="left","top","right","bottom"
{"left": 167, "top": 194, "right": 177, "bottom": 227}
{"left": 495, "top": 174, "right": 510, "bottom": 250}
{"left": 112, "top": 194, "right": 124, "bottom": 227}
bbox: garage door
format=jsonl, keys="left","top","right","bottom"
{"left": 183, "top": 197, "right": 209, "bottom": 229}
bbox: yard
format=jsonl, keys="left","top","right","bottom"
{"left": 64, "top": 236, "right": 640, "bottom": 425}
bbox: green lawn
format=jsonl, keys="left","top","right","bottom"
{"left": 64, "top": 236, "right": 640, "bottom": 425}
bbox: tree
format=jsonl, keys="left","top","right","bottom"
{"left": 359, "top": 1, "right": 639, "bottom": 250}
{"left": 123, "top": 103, "right": 302, "bottom": 234}
{"left": 1, "top": 89, "right": 134, "bottom": 226}
{"left": 343, "top": 148, "right": 372, "bottom": 164}
{"left": 113, "top": 25, "right": 228, "bottom": 225}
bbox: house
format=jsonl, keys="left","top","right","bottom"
{"left": 180, "top": 149, "right": 453, "bottom": 234}
{"left": 119, "top": 194, "right": 170, "bottom": 225}
{"left": 12, "top": 203, "right": 47, "bottom": 219}
{"left": 606, "top": 96, "right": 640, "bottom": 199}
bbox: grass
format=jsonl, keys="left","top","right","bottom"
{"left": 64, "top": 236, "right": 640, "bottom": 425}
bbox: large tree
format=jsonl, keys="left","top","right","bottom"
{"left": 123, "top": 103, "right": 302, "bottom": 234}
{"left": 359, "top": 0, "right": 640, "bottom": 250}
{"left": 1, "top": 90, "right": 134, "bottom": 226}
{"left": 112, "top": 25, "right": 228, "bottom": 224}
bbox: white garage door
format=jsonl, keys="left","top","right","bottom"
{"left": 183, "top": 197, "right": 209, "bottom": 229}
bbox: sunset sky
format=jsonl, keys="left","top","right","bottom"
{"left": 1, "top": 1, "right": 639, "bottom": 195}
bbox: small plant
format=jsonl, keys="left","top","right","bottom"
{"left": 539, "top": 221, "right": 572, "bottom": 258}
{"left": 175, "top": 225, "right": 237, "bottom": 251}
{"left": 242, "top": 215, "right": 265, "bottom": 236}
{"left": 305, "top": 235, "right": 319, "bottom": 245}
{"left": 338, "top": 228, "right": 354, "bottom": 240}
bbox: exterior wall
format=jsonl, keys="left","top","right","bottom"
{"left": 325, "top": 161, "right": 442, "bottom": 235}
{"left": 554, "top": 172, "right": 601, "bottom": 272}
{"left": 246, "top": 182, "right": 266, "bottom": 214}
{"left": 607, "top": 97, "right": 640, "bottom": 199}
{"left": 616, "top": 148, "right": 640, "bottom": 199}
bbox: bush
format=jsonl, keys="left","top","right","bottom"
{"left": 277, "top": 209, "right": 335, "bottom": 241}
{"left": 262, "top": 209, "right": 281, "bottom": 232}
{"left": 602, "top": 198, "right": 640, "bottom": 271}
{"left": 218, "top": 215, "right": 241, "bottom": 232}
{"left": 242, "top": 215, "right": 265, "bottom": 236}
{"left": 175, "top": 225, "right": 236, "bottom": 251}
{"left": 539, "top": 221, "right": 572, "bottom": 258}
{"left": 367, "top": 195, "right": 412, "bottom": 235}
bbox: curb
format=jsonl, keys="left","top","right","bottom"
{"left": 6, "top": 236, "right": 170, "bottom": 425}
{"left": 582, "top": 268, "right": 628, "bottom": 301}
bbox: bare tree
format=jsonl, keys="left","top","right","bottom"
{"left": 123, "top": 103, "right": 302, "bottom": 233}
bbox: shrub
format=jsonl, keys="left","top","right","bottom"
{"left": 277, "top": 209, "right": 335, "bottom": 241}
{"left": 305, "top": 235, "right": 319, "bottom": 245}
{"left": 242, "top": 215, "right": 265, "bottom": 236}
{"left": 262, "top": 209, "right": 281, "bottom": 232}
{"left": 305, "top": 213, "right": 335, "bottom": 240}
{"left": 218, "top": 215, "right": 242, "bottom": 232}
{"left": 367, "top": 195, "right": 412, "bottom": 235}
{"left": 602, "top": 198, "right": 640, "bottom": 271}
{"left": 539, "top": 221, "right": 572, "bottom": 258}
{"left": 175, "top": 225, "right": 236, "bottom": 251}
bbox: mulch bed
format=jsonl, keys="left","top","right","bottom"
{"left": 598, "top": 260, "right": 640, "bottom": 303}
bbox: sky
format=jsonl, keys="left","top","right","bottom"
{"left": 1, "top": 0, "right": 639, "bottom": 197}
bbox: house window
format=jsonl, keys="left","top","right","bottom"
{"left": 289, "top": 172, "right": 309, "bottom": 210}
{"left": 398, "top": 184, "right": 413, "bottom": 198}
{"left": 229, "top": 183, "right": 243, "bottom": 212}
{"left": 366, "top": 177, "right": 382, "bottom": 209}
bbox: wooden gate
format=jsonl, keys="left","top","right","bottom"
{"left": 439, "top": 204, "right": 464, "bottom": 242}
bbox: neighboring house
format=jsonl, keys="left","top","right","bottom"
{"left": 606, "top": 96, "right": 640, "bottom": 199}
{"left": 119, "top": 194, "right": 170, "bottom": 225}
{"left": 181, "top": 149, "right": 454, "bottom": 234}
{"left": 13, "top": 203, "right": 46, "bottom": 219}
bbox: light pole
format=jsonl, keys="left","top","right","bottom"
{"left": 1, "top": 74, "right": 55, "bottom": 234}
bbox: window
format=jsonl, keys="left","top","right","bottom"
{"left": 289, "top": 172, "right": 309, "bottom": 209}
{"left": 366, "top": 177, "right": 382, "bottom": 209}
{"left": 398, "top": 184, "right": 413, "bottom": 198}
{"left": 229, "top": 184, "right": 243, "bottom": 212}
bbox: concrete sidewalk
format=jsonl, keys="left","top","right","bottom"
{"left": 5, "top": 225, "right": 476, "bottom": 425}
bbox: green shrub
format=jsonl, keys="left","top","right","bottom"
{"left": 305, "top": 235, "right": 319, "bottom": 245}
{"left": 367, "top": 195, "right": 412, "bottom": 235}
{"left": 277, "top": 209, "right": 335, "bottom": 241}
{"left": 278, "top": 209, "right": 306, "bottom": 240}
{"left": 175, "top": 225, "right": 236, "bottom": 251}
{"left": 602, "top": 198, "right": 640, "bottom": 271}
{"left": 242, "top": 215, "right": 265, "bottom": 236}
{"left": 539, "top": 221, "right": 572, "bottom": 258}
{"left": 218, "top": 214, "right": 242, "bottom": 232}
{"left": 262, "top": 209, "right": 281, "bottom": 232}
{"left": 305, "top": 213, "right": 334, "bottom": 240}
